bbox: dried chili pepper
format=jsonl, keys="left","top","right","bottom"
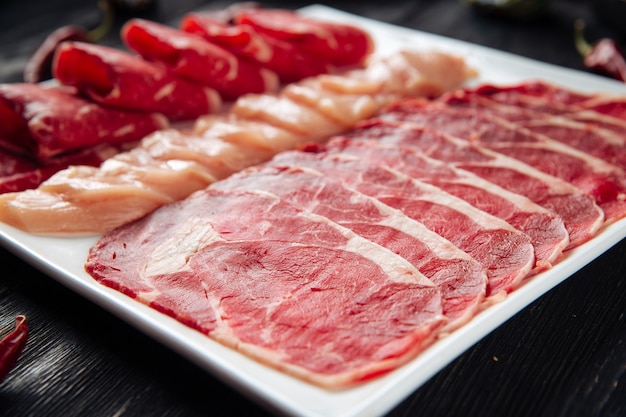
{"left": 574, "top": 19, "right": 626, "bottom": 82}
{"left": 0, "top": 315, "right": 28, "bottom": 383}
{"left": 23, "top": 0, "right": 114, "bottom": 83}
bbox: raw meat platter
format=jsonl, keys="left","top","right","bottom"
{"left": 1, "top": 5, "right": 626, "bottom": 417}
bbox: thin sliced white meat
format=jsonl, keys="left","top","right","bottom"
{"left": 282, "top": 77, "right": 389, "bottom": 128}
{"left": 85, "top": 187, "right": 445, "bottom": 389}
{"left": 343, "top": 49, "right": 477, "bottom": 99}
{"left": 138, "top": 129, "right": 273, "bottom": 180}
{"left": 192, "top": 113, "right": 308, "bottom": 153}
{"left": 269, "top": 150, "right": 536, "bottom": 302}
{"left": 0, "top": 166, "right": 171, "bottom": 235}
{"left": 213, "top": 164, "right": 487, "bottom": 331}
{"left": 229, "top": 94, "right": 345, "bottom": 140}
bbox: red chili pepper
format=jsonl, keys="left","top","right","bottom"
{"left": 23, "top": 0, "right": 114, "bottom": 83}
{"left": 0, "top": 315, "right": 29, "bottom": 383}
{"left": 574, "top": 19, "right": 626, "bottom": 82}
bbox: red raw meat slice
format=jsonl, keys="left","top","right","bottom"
{"left": 0, "top": 144, "right": 118, "bottom": 193}
{"left": 0, "top": 149, "right": 41, "bottom": 192}
{"left": 351, "top": 118, "right": 604, "bottom": 249}
{"left": 0, "top": 83, "right": 167, "bottom": 160}
{"left": 442, "top": 90, "right": 626, "bottom": 171}
{"left": 520, "top": 119, "right": 626, "bottom": 174}
{"left": 85, "top": 187, "right": 444, "bottom": 389}
{"left": 446, "top": 86, "right": 626, "bottom": 134}
{"left": 471, "top": 81, "right": 626, "bottom": 122}
{"left": 121, "top": 19, "right": 279, "bottom": 101}
{"left": 53, "top": 41, "right": 221, "bottom": 121}
{"left": 0, "top": 95, "right": 29, "bottom": 148}
{"left": 214, "top": 164, "right": 487, "bottom": 330}
{"left": 319, "top": 135, "right": 569, "bottom": 273}
{"left": 582, "top": 97, "right": 626, "bottom": 120}
{"left": 441, "top": 90, "right": 626, "bottom": 163}
{"left": 270, "top": 151, "right": 535, "bottom": 300}
{"left": 181, "top": 12, "right": 334, "bottom": 83}
{"left": 380, "top": 100, "right": 626, "bottom": 224}
{"left": 233, "top": 8, "right": 374, "bottom": 67}
{"left": 472, "top": 81, "right": 591, "bottom": 107}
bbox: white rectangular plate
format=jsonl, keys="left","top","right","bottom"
{"left": 2, "top": 5, "right": 626, "bottom": 417}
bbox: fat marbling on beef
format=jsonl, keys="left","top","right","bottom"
{"left": 268, "top": 150, "right": 536, "bottom": 300}
{"left": 83, "top": 79, "right": 626, "bottom": 391}
{"left": 316, "top": 135, "right": 570, "bottom": 273}
{"left": 355, "top": 117, "right": 605, "bottom": 248}
{"left": 384, "top": 99, "right": 626, "bottom": 224}
{"left": 213, "top": 163, "right": 488, "bottom": 330}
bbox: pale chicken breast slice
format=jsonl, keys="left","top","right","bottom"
{"left": 138, "top": 129, "right": 273, "bottom": 180}
{"left": 315, "top": 49, "right": 477, "bottom": 99}
{"left": 282, "top": 77, "right": 391, "bottom": 128}
{"left": 229, "top": 94, "right": 346, "bottom": 141}
{"left": 0, "top": 166, "right": 172, "bottom": 235}
{"left": 192, "top": 114, "right": 308, "bottom": 153}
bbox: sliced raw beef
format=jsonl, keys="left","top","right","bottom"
{"left": 444, "top": 85, "right": 626, "bottom": 132}
{"left": 460, "top": 82, "right": 626, "bottom": 142}
{"left": 53, "top": 41, "right": 222, "bottom": 121}
{"left": 180, "top": 12, "right": 335, "bottom": 83}
{"left": 269, "top": 151, "right": 536, "bottom": 300}
{"left": 233, "top": 8, "right": 374, "bottom": 67}
{"left": 0, "top": 83, "right": 168, "bottom": 160}
{"left": 349, "top": 119, "right": 604, "bottom": 249}
{"left": 214, "top": 164, "right": 487, "bottom": 330}
{"left": 318, "top": 136, "right": 570, "bottom": 272}
{"left": 85, "top": 187, "right": 445, "bottom": 389}
{"left": 378, "top": 100, "right": 626, "bottom": 224}
{"left": 519, "top": 118, "right": 626, "bottom": 170}
{"left": 576, "top": 95, "right": 626, "bottom": 120}
{"left": 471, "top": 81, "right": 626, "bottom": 120}
{"left": 0, "top": 144, "right": 119, "bottom": 193}
{"left": 441, "top": 90, "right": 626, "bottom": 172}
{"left": 121, "top": 19, "right": 279, "bottom": 101}
{"left": 0, "top": 149, "right": 47, "bottom": 193}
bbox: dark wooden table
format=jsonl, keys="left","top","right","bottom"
{"left": 1, "top": 1, "right": 625, "bottom": 416}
